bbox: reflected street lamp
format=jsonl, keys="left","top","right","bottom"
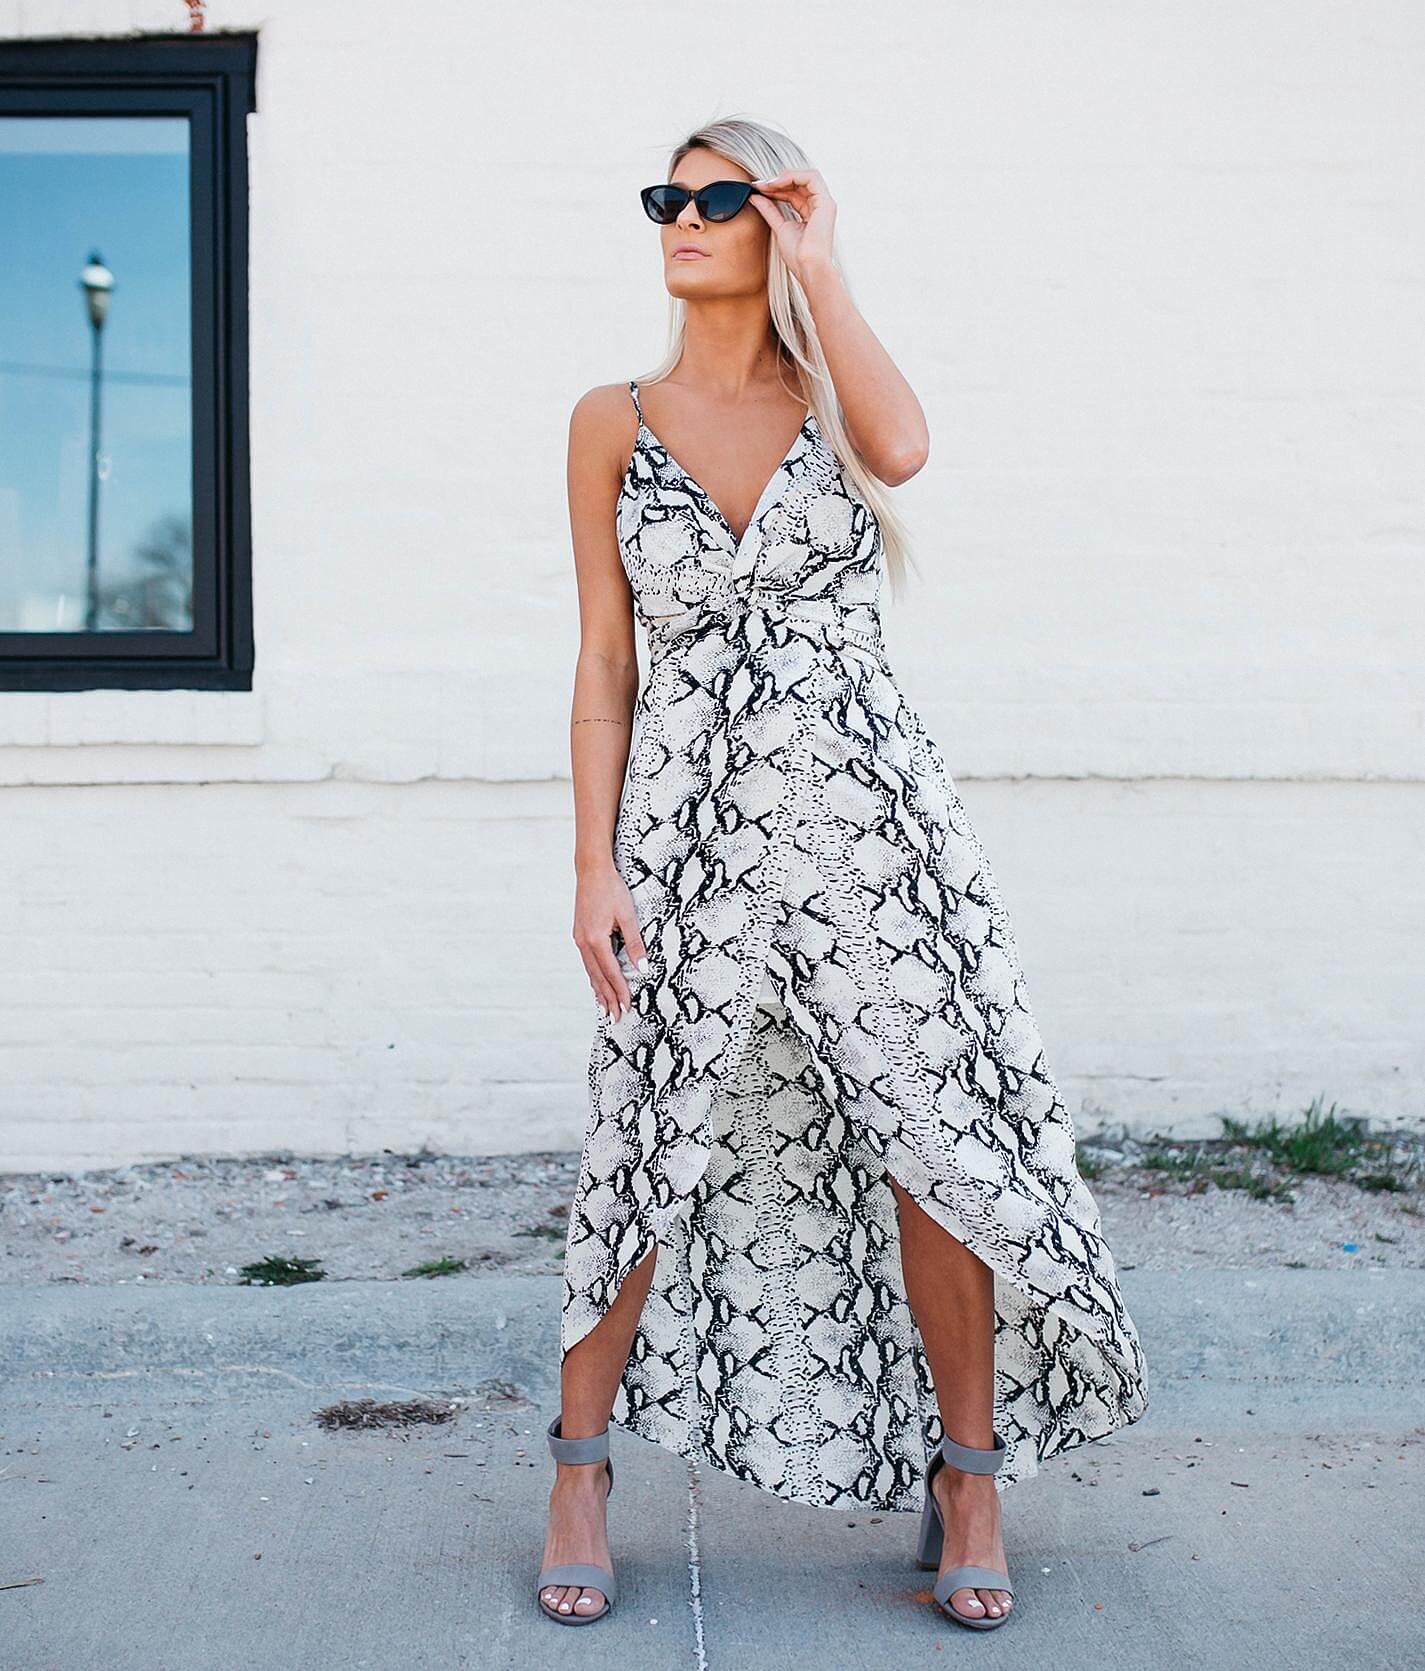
{"left": 78, "top": 251, "right": 114, "bottom": 632}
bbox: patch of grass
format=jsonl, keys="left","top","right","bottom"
{"left": 1075, "top": 1144, "right": 1103, "bottom": 1180}
{"left": 1142, "top": 1149, "right": 1200, "bottom": 1178}
{"left": 401, "top": 1255, "right": 470, "bottom": 1279}
{"left": 1355, "top": 1171, "right": 1408, "bottom": 1195}
{"left": 1141, "top": 1141, "right": 1295, "bottom": 1201}
{"left": 515, "top": 1205, "right": 570, "bottom": 1243}
{"left": 1200, "top": 1165, "right": 1295, "bottom": 1203}
{"left": 1220, "top": 1096, "right": 1367, "bottom": 1177}
{"left": 238, "top": 1254, "right": 326, "bottom": 1286}
{"left": 1222, "top": 1096, "right": 1419, "bottom": 1193}
{"left": 314, "top": 1397, "right": 457, "bottom": 1431}
{"left": 1133, "top": 1098, "right": 1421, "bottom": 1202}
{"left": 1142, "top": 1146, "right": 1232, "bottom": 1183}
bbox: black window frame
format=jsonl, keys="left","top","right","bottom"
{"left": 0, "top": 34, "right": 256, "bottom": 691}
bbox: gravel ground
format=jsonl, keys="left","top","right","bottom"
{"left": 0, "top": 1151, "right": 580, "bottom": 1287}
{"left": 2, "top": 1132, "right": 1422, "bottom": 1286}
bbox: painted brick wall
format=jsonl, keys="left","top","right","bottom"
{"left": 1, "top": 0, "right": 1421, "bottom": 1165}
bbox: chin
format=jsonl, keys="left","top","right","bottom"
{"left": 666, "top": 271, "right": 725, "bottom": 299}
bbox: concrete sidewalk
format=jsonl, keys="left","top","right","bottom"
{"left": 2, "top": 1270, "right": 1422, "bottom": 1670}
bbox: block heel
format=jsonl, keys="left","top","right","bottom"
{"left": 918, "top": 1429, "right": 1015, "bottom": 1631}
{"left": 536, "top": 1416, "right": 617, "bottom": 1626}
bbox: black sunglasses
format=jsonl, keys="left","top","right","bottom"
{"left": 640, "top": 180, "right": 759, "bottom": 225}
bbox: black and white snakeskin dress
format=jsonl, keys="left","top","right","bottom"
{"left": 560, "top": 378, "right": 1148, "bottom": 1511}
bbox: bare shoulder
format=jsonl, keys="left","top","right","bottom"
{"left": 567, "top": 384, "right": 638, "bottom": 494}
{"left": 569, "top": 382, "right": 637, "bottom": 444}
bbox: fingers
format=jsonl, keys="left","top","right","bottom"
{"left": 574, "top": 931, "right": 622, "bottom": 1020}
{"left": 579, "top": 953, "right": 617, "bottom": 1020}
{"left": 573, "top": 890, "right": 648, "bottom": 1023}
{"left": 753, "top": 169, "right": 822, "bottom": 190}
{"left": 617, "top": 907, "right": 649, "bottom": 972}
{"left": 590, "top": 935, "right": 632, "bottom": 1020}
{"left": 751, "top": 170, "right": 827, "bottom": 209}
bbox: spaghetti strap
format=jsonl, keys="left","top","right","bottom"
{"left": 626, "top": 378, "right": 642, "bottom": 424}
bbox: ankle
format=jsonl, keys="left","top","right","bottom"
{"left": 550, "top": 1461, "right": 610, "bottom": 1499}
{"left": 933, "top": 1462, "right": 999, "bottom": 1504}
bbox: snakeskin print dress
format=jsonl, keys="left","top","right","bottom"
{"left": 560, "top": 378, "right": 1148, "bottom": 1511}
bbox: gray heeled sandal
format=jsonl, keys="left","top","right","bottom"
{"left": 916, "top": 1428, "right": 1016, "bottom": 1631}
{"left": 536, "top": 1416, "right": 617, "bottom": 1625}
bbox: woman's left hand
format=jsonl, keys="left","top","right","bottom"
{"left": 748, "top": 168, "right": 837, "bottom": 282}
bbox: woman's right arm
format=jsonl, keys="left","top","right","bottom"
{"left": 567, "top": 386, "right": 649, "bottom": 1023}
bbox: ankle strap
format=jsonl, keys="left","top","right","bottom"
{"left": 547, "top": 1415, "right": 610, "bottom": 1465}
{"left": 938, "top": 1429, "right": 1007, "bottom": 1475}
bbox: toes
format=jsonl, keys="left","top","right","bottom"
{"left": 950, "top": 1587, "right": 986, "bottom": 1619}
{"left": 541, "top": 1583, "right": 607, "bottom": 1620}
{"left": 976, "top": 1587, "right": 1003, "bottom": 1618}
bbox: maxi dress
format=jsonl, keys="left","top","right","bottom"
{"left": 560, "top": 379, "right": 1149, "bottom": 1511}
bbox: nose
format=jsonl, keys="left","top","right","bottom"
{"left": 675, "top": 199, "right": 705, "bottom": 230}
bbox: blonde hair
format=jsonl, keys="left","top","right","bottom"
{"left": 634, "top": 114, "right": 917, "bottom": 596}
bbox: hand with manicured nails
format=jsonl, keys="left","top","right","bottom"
{"left": 747, "top": 168, "right": 837, "bottom": 283}
{"left": 573, "top": 859, "right": 648, "bottom": 1022}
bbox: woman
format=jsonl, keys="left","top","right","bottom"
{"left": 539, "top": 116, "right": 1148, "bottom": 1634}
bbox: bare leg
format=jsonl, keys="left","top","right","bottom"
{"left": 539, "top": 1245, "right": 657, "bottom": 1620}
{"left": 889, "top": 1176, "right": 1014, "bottom": 1624}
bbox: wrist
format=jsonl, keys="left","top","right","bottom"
{"left": 797, "top": 255, "right": 843, "bottom": 301}
{"left": 575, "top": 849, "right": 618, "bottom": 880}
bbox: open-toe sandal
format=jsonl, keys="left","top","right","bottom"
{"left": 915, "top": 1429, "right": 1015, "bottom": 1631}
{"left": 535, "top": 1415, "right": 617, "bottom": 1626}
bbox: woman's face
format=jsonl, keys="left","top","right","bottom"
{"left": 657, "top": 149, "right": 770, "bottom": 300}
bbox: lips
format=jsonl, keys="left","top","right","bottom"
{"left": 672, "top": 245, "right": 709, "bottom": 258}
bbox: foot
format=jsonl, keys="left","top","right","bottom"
{"left": 538, "top": 1460, "right": 612, "bottom": 1621}
{"left": 930, "top": 1458, "right": 1013, "bottom": 1624}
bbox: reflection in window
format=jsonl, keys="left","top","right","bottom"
{"left": 0, "top": 115, "right": 192, "bottom": 632}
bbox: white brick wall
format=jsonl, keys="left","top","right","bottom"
{"left": 1, "top": 0, "right": 1421, "bottom": 1165}
{"left": 2, "top": 775, "right": 1418, "bottom": 1170}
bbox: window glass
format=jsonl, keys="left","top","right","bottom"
{"left": 0, "top": 114, "right": 192, "bottom": 632}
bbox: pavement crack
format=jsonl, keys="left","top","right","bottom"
{"left": 686, "top": 1455, "right": 708, "bottom": 1670}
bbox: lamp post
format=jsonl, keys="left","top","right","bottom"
{"left": 78, "top": 251, "right": 114, "bottom": 632}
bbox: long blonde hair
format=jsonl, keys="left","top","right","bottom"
{"left": 634, "top": 115, "right": 917, "bottom": 596}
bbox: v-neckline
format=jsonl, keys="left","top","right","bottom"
{"left": 632, "top": 383, "right": 815, "bottom": 552}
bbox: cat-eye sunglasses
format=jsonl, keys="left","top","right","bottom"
{"left": 640, "top": 180, "right": 761, "bottom": 224}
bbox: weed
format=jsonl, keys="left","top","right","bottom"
{"left": 1133, "top": 1098, "right": 1420, "bottom": 1201}
{"left": 1355, "top": 1171, "right": 1406, "bottom": 1194}
{"left": 1142, "top": 1150, "right": 1200, "bottom": 1177}
{"left": 1221, "top": 1096, "right": 1367, "bottom": 1177}
{"left": 1201, "top": 1165, "right": 1294, "bottom": 1203}
{"left": 238, "top": 1254, "right": 326, "bottom": 1286}
{"left": 402, "top": 1256, "right": 470, "bottom": 1278}
{"left": 1076, "top": 1145, "right": 1103, "bottom": 1180}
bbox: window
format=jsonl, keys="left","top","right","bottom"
{"left": 0, "top": 35, "right": 255, "bottom": 690}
